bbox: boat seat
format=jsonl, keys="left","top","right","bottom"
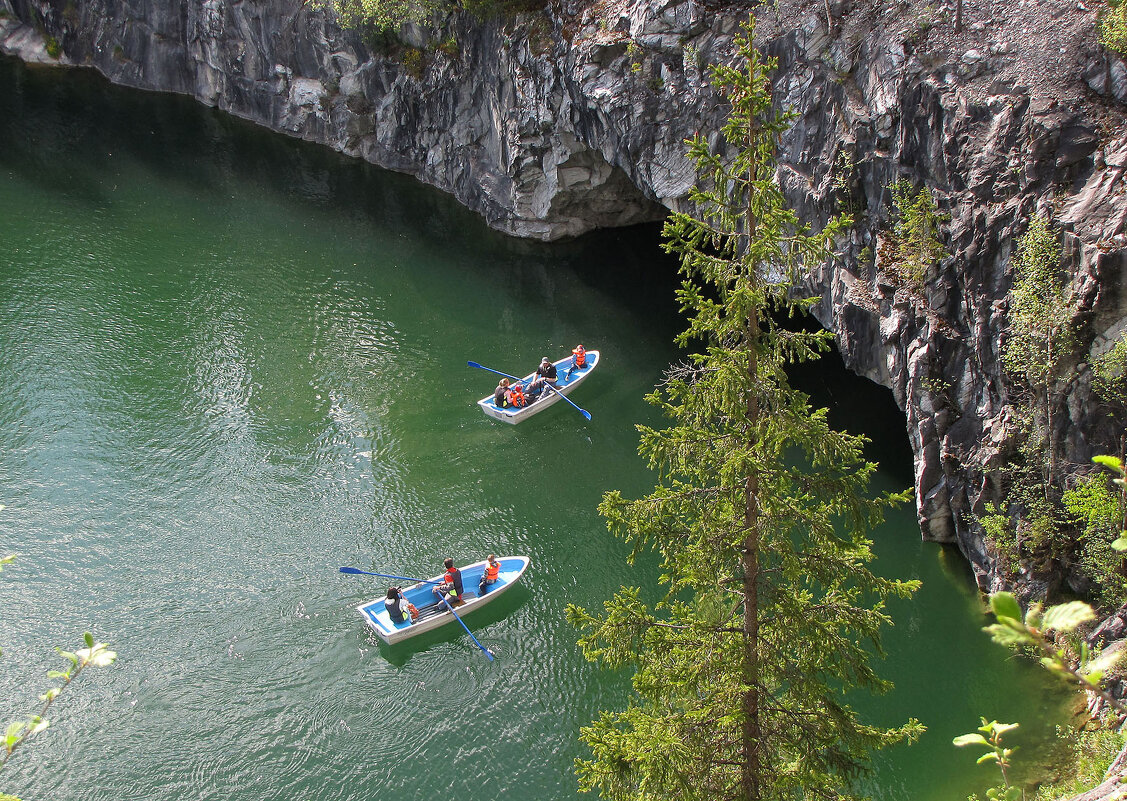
{"left": 415, "top": 592, "right": 477, "bottom": 622}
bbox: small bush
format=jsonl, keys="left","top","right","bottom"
{"left": 1100, "top": 0, "right": 1127, "bottom": 54}
{"left": 436, "top": 36, "right": 458, "bottom": 59}
{"left": 400, "top": 47, "right": 424, "bottom": 79}
{"left": 1031, "top": 727, "right": 1126, "bottom": 800}
{"left": 883, "top": 179, "right": 947, "bottom": 288}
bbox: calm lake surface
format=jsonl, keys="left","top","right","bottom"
{"left": 0, "top": 55, "right": 1071, "bottom": 801}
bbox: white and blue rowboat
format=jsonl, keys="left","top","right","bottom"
{"left": 357, "top": 556, "right": 530, "bottom": 645}
{"left": 477, "top": 350, "right": 600, "bottom": 424}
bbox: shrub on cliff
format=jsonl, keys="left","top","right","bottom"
{"left": 1100, "top": 0, "right": 1127, "bottom": 54}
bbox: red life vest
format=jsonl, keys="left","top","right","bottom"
{"left": 572, "top": 347, "right": 586, "bottom": 367}
{"left": 484, "top": 561, "right": 500, "bottom": 581}
{"left": 442, "top": 566, "right": 463, "bottom": 597}
{"left": 507, "top": 385, "right": 526, "bottom": 407}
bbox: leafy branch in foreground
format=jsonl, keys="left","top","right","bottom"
{"left": 568, "top": 16, "right": 921, "bottom": 801}
{"left": 983, "top": 591, "right": 1125, "bottom": 716}
{"left": 2, "top": 632, "right": 118, "bottom": 769}
{"left": 954, "top": 590, "right": 1127, "bottom": 800}
{"left": 1, "top": 543, "right": 117, "bottom": 785}
{"left": 1091, "top": 455, "right": 1127, "bottom": 552}
{"left": 953, "top": 719, "right": 1021, "bottom": 801}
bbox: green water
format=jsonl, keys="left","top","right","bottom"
{"left": 0, "top": 56, "right": 1071, "bottom": 801}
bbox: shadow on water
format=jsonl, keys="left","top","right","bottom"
{"left": 374, "top": 585, "right": 532, "bottom": 667}
{"left": 0, "top": 53, "right": 682, "bottom": 337}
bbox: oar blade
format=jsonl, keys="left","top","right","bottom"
{"left": 339, "top": 566, "right": 367, "bottom": 574}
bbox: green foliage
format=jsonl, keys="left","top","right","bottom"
{"left": 1030, "top": 726, "right": 1126, "bottom": 801}
{"left": 569, "top": 17, "right": 922, "bottom": 801}
{"left": 983, "top": 592, "right": 1124, "bottom": 714}
{"left": 1092, "top": 332, "right": 1127, "bottom": 401}
{"left": 1002, "top": 215, "right": 1073, "bottom": 392}
{"left": 400, "top": 47, "right": 425, "bottom": 78}
{"left": 1093, "top": 455, "right": 1127, "bottom": 552}
{"left": 831, "top": 151, "right": 859, "bottom": 215}
{"left": 976, "top": 493, "right": 1063, "bottom": 566}
{"left": 981, "top": 216, "right": 1076, "bottom": 576}
{"left": 43, "top": 35, "right": 60, "bottom": 59}
{"left": 314, "top": 0, "right": 439, "bottom": 33}
{"left": 1062, "top": 470, "right": 1127, "bottom": 606}
{"left": 953, "top": 719, "right": 1022, "bottom": 801}
{"left": 436, "top": 35, "right": 459, "bottom": 58}
{"left": 959, "top": 591, "right": 1127, "bottom": 801}
{"left": 315, "top": 0, "right": 545, "bottom": 33}
{"left": 978, "top": 502, "right": 1018, "bottom": 562}
{"left": 1, "top": 554, "right": 117, "bottom": 774}
{"left": 1100, "top": 0, "right": 1127, "bottom": 54}
{"left": 883, "top": 179, "right": 947, "bottom": 288}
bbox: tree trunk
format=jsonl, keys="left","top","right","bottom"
{"left": 740, "top": 119, "right": 762, "bottom": 801}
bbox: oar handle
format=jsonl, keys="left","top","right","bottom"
{"left": 467, "top": 361, "right": 521, "bottom": 382}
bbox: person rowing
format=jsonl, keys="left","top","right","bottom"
{"left": 527, "top": 356, "right": 558, "bottom": 399}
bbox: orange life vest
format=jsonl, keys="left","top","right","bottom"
{"left": 507, "top": 385, "right": 526, "bottom": 407}
{"left": 484, "top": 561, "right": 500, "bottom": 581}
{"left": 572, "top": 347, "right": 586, "bottom": 367}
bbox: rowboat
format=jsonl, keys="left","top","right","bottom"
{"left": 356, "top": 556, "right": 530, "bottom": 645}
{"left": 477, "top": 350, "right": 600, "bottom": 424}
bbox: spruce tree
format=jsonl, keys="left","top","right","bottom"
{"left": 567, "top": 18, "right": 922, "bottom": 801}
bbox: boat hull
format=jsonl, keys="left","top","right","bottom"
{"left": 357, "top": 556, "right": 530, "bottom": 645}
{"left": 477, "top": 350, "right": 599, "bottom": 424}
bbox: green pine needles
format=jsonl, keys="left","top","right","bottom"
{"left": 567, "top": 17, "right": 922, "bottom": 801}
{"left": 884, "top": 179, "right": 947, "bottom": 290}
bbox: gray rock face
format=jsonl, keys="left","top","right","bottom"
{"left": 2, "top": 0, "right": 1126, "bottom": 597}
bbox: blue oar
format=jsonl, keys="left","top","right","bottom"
{"left": 340, "top": 567, "right": 495, "bottom": 661}
{"left": 440, "top": 597, "right": 496, "bottom": 661}
{"left": 467, "top": 360, "right": 591, "bottom": 420}
{"left": 339, "top": 566, "right": 442, "bottom": 585}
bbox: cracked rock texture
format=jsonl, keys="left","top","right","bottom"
{"left": 4, "top": 0, "right": 1127, "bottom": 632}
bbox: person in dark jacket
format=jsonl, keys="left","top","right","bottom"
{"left": 385, "top": 587, "right": 412, "bottom": 624}
{"left": 493, "top": 378, "right": 511, "bottom": 407}
{"left": 527, "top": 356, "right": 558, "bottom": 398}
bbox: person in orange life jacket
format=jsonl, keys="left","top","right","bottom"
{"left": 567, "top": 344, "right": 586, "bottom": 379}
{"left": 385, "top": 587, "right": 417, "bottom": 624}
{"left": 505, "top": 381, "right": 527, "bottom": 407}
{"left": 432, "top": 557, "right": 464, "bottom": 605}
{"left": 493, "top": 378, "right": 511, "bottom": 407}
{"left": 478, "top": 554, "right": 501, "bottom": 594}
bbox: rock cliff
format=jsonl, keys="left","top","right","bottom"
{"left": 3, "top": 0, "right": 1126, "bottom": 595}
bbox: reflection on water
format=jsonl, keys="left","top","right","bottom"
{"left": 0, "top": 54, "right": 1070, "bottom": 801}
